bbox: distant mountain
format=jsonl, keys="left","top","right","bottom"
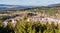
{"left": 48, "top": 3, "right": 60, "bottom": 7}
{"left": 1, "top": 4, "right": 60, "bottom": 11}
{"left": 0, "top": 4, "right": 8, "bottom": 6}
{"left": 0, "top": 4, "right": 33, "bottom": 10}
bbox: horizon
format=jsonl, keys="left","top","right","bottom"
{"left": 0, "top": 0, "right": 60, "bottom": 6}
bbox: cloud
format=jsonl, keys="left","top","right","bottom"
{"left": 0, "top": 0, "right": 60, "bottom": 6}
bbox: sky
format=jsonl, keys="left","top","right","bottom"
{"left": 0, "top": 0, "right": 60, "bottom": 6}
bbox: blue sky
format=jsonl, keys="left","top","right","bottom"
{"left": 0, "top": 0, "right": 60, "bottom": 6}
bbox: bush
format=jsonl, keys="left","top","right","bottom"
{"left": 0, "top": 20, "right": 60, "bottom": 33}
{"left": 14, "top": 21, "right": 59, "bottom": 33}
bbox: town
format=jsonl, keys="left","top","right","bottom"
{"left": 1, "top": 11, "right": 60, "bottom": 27}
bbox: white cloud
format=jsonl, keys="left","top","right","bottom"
{"left": 0, "top": 0, "right": 60, "bottom": 6}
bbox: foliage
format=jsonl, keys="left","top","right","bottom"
{"left": 0, "top": 16, "right": 11, "bottom": 21}
{"left": 0, "top": 21, "right": 14, "bottom": 33}
{"left": 0, "top": 20, "right": 60, "bottom": 33}
{"left": 14, "top": 21, "right": 60, "bottom": 33}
